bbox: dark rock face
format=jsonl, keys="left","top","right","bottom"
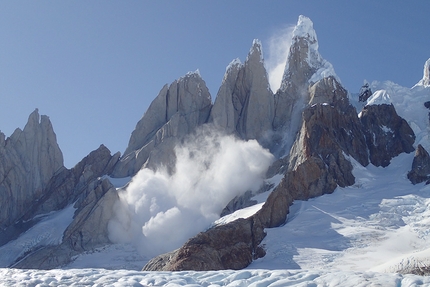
{"left": 143, "top": 217, "right": 267, "bottom": 271}
{"left": 360, "top": 104, "right": 415, "bottom": 167}
{"left": 358, "top": 83, "right": 372, "bottom": 102}
{"left": 408, "top": 144, "right": 430, "bottom": 184}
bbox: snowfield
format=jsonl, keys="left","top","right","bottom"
{"left": 1, "top": 268, "right": 430, "bottom": 287}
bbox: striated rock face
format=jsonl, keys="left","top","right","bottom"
{"left": 1, "top": 141, "right": 120, "bottom": 268}
{"left": 0, "top": 109, "right": 64, "bottom": 229}
{"left": 13, "top": 179, "right": 118, "bottom": 269}
{"left": 408, "top": 144, "right": 430, "bottom": 184}
{"left": 11, "top": 144, "right": 120, "bottom": 225}
{"left": 209, "top": 40, "right": 274, "bottom": 145}
{"left": 112, "top": 72, "right": 212, "bottom": 177}
{"left": 360, "top": 91, "right": 415, "bottom": 167}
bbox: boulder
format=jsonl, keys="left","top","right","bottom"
{"left": 143, "top": 217, "right": 266, "bottom": 271}
{"left": 408, "top": 144, "right": 430, "bottom": 184}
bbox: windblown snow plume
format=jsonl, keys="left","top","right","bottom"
{"left": 265, "top": 25, "right": 294, "bottom": 92}
{"left": 108, "top": 127, "right": 274, "bottom": 257}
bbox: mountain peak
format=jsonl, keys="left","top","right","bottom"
{"left": 246, "top": 39, "right": 264, "bottom": 64}
{"left": 416, "top": 58, "right": 430, "bottom": 87}
{"left": 292, "top": 15, "right": 318, "bottom": 50}
{"left": 279, "top": 15, "right": 339, "bottom": 93}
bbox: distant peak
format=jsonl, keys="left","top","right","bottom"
{"left": 419, "top": 58, "right": 430, "bottom": 86}
{"left": 246, "top": 39, "right": 264, "bottom": 63}
{"left": 412, "top": 58, "right": 430, "bottom": 88}
{"left": 185, "top": 69, "right": 201, "bottom": 78}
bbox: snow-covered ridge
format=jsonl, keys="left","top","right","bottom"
{"left": 366, "top": 90, "right": 392, "bottom": 106}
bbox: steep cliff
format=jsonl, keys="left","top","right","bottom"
{"left": 112, "top": 72, "right": 212, "bottom": 177}
{"left": 0, "top": 109, "right": 64, "bottom": 229}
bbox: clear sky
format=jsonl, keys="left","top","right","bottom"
{"left": 0, "top": 1, "right": 429, "bottom": 168}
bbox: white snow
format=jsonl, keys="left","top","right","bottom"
{"left": 1, "top": 267, "right": 429, "bottom": 286}
{"left": 309, "top": 60, "right": 339, "bottom": 84}
{"left": 413, "top": 58, "right": 430, "bottom": 87}
{"left": 366, "top": 89, "right": 392, "bottom": 106}
{"left": 250, "top": 153, "right": 430, "bottom": 273}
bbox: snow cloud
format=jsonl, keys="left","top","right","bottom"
{"left": 265, "top": 25, "right": 294, "bottom": 92}
{"left": 108, "top": 126, "right": 274, "bottom": 257}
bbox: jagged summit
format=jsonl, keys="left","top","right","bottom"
{"left": 209, "top": 39, "right": 273, "bottom": 143}
{"left": 415, "top": 58, "right": 430, "bottom": 87}
{"left": 292, "top": 15, "right": 318, "bottom": 50}
{"left": 280, "top": 15, "right": 339, "bottom": 93}
{"left": 247, "top": 39, "right": 264, "bottom": 64}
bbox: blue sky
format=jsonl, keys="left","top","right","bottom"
{"left": 0, "top": 1, "right": 429, "bottom": 167}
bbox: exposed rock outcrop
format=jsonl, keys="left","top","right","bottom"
{"left": 3, "top": 142, "right": 120, "bottom": 266}
{"left": 13, "top": 178, "right": 118, "bottom": 269}
{"left": 408, "top": 144, "right": 430, "bottom": 184}
{"left": 209, "top": 40, "right": 274, "bottom": 145}
{"left": 358, "top": 82, "right": 372, "bottom": 102}
{"left": 360, "top": 91, "right": 415, "bottom": 167}
{"left": 144, "top": 217, "right": 266, "bottom": 271}
{"left": 0, "top": 109, "right": 64, "bottom": 229}
{"left": 112, "top": 72, "right": 212, "bottom": 177}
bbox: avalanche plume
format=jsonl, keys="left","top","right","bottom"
{"left": 108, "top": 127, "right": 274, "bottom": 257}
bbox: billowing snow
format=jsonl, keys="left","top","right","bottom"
{"left": 366, "top": 89, "right": 392, "bottom": 106}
